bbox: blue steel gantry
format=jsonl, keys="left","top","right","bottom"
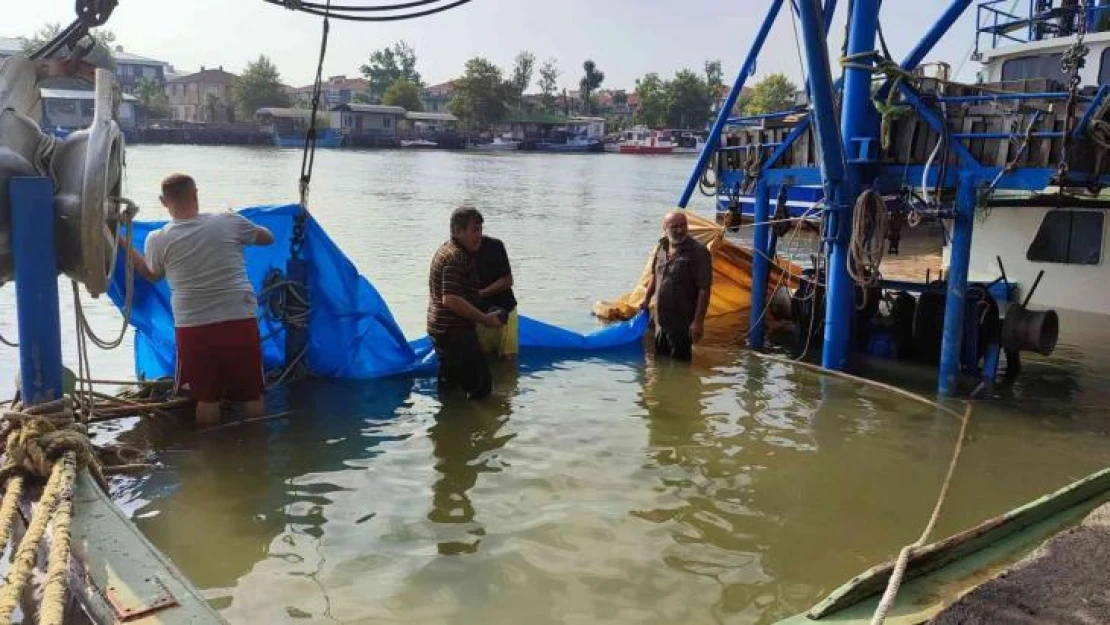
{"left": 680, "top": 0, "right": 1110, "bottom": 395}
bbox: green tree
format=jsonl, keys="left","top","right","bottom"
{"left": 359, "top": 40, "right": 422, "bottom": 102}
{"left": 352, "top": 92, "right": 373, "bottom": 104}
{"left": 705, "top": 59, "right": 724, "bottom": 114}
{"left": 537, "top": 58, "right": 560, "bottom": 109}
{"left": 579, "top": 59, "right": 605, "bottom": 114}
{"left": 510, "top": 50, "right": 535, "bottom": 104}
{"left": 382, "top": 79, "right": 423, "bottom": 111}
{"left": 21, "top": 22, "right": 117, "bottom": 69}
{"left": 612, "top": 90, "right": 628, "bottom": 106}
{"left": 746, "top": 73, "right": 798, "bottom": 115}
{"left": 449, "top": 57, "right": 510, "bottom": 131}
{"left": 136, "top": 77, "right": 169, "bottom": 118}
{"left": 633, "top": 73, "right": 668, "bottom": 128}
{"left": 665, "top": 69, "right": 713, "bottom": 129}
{"left": 232, "top": 55, "right": 290, "bottom": 119}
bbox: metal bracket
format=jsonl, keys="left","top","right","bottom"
{"left": 104, "top": 575, "right": 181, "bottom": 621}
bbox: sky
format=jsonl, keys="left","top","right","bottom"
{"left": 10, "top": 0, "right": 985, "bottom": 90}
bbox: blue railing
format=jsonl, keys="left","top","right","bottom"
{"left": 976, "top": 0, "right": 1110, "bottom": 52}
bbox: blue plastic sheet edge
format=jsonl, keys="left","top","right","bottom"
{"left": 108, "top": 204, "right": 649, "bottom": 381}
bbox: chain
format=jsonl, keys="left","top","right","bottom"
{"left": 1055, "top": 0, "right": 1090, "bottom": 186}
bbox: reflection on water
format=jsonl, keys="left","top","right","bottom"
{"left": 37, "top": 146, "right": 1108, "bottom": 624}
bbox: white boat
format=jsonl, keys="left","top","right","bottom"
{"left": 469, "top": 136, "right": 520, "bottom": 151}
{"left": 671, "top": 130, "right": 708, "bottom": 154}
{"left": 617, "top": 126, "right": 675, "bottom": 154}
{"left": 960, "top": 7, "right": 1110, "bottom": 315}
{"left": 400, "top": 138, "right": 437, "bottom": 148}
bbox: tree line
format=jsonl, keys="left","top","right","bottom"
{"left": 21, "top": 23, "right": 802, "bottom": 130}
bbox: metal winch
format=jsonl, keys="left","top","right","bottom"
{"left": 0, "top": 56, "right": 126, "bottom": 296}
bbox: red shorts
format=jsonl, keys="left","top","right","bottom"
{"left": 174, "top": 318, "right": 264, "bottom": 403}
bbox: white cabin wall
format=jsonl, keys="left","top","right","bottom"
{"left": 968, "top": 208, "right": 1110, "bottom": 314}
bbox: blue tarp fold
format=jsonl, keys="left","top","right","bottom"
{"left": 108, "top": 204, "right": 647, "bottom": 380}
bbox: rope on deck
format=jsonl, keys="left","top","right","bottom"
{"left": 0, "top": 398, "right": 105, "bottom": 624}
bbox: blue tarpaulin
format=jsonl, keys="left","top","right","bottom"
{"left": 107, "top": 204, "right": 648, "bottom": 380}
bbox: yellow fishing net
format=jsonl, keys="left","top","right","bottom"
{"left": 592, "top": 210, "right": 803, "bottom": 321}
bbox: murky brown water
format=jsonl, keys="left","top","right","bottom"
{"left": 11, "top": 146, "right": 1107, "bottom": 624}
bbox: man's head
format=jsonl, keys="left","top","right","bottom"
{"left": 663, "top": 210, "right": 689, "bottom": 245}
{"left": 159, "top": 173, "right": 199, "bottom": 218}
{"left": 450, "top": 205, "right": 484, "bottom": 253}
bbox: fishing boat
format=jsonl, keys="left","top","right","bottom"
{"left": 775, "top": 469, "right": 1110, "bottom": 624}
{"left": 400, "top": 137, "right": 438, "bottom": 148}
{"left": 670, "top": 129, "right": 708, "bottom": 154}
{"left": 617, "top": 126, "right": 675, "bottom": 154}
{"left": 469, "top": 135, "right": 520, "bottom": 151}
{"left": 678, "top": 0, "right": 1110, "bottom": 398}
{"left": 273, "top": 126, "right": 343, "bottom": 148}
{"left": 532, "top": 130, "right": 604, "bottom": 153}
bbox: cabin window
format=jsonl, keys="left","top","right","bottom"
{"left": 1001, "top": 53, "right": 1067, "bottom": 84}
{"left": 1100, "top": 48, "right": 1110, "bottom": 85}
{"left": 1026, "top": 210, "right": 1104, "bottom": 265}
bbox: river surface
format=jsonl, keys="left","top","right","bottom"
{"left": 3, "top": 146, "right": 1108, "bottom": 624}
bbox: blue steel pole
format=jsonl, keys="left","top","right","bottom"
{"left": 823, "top": 0, "right": 838, "bottom": 29}
{"left": 899, "top": 0, "right": 975, "bottom": 72}
{"left": 749, "top": 179, "right": 772, "bottom": 349}
{"left": 938, "top": 172, "right": 977, "bottom": 396}
{"left": 840, "top": 0, "right": 886, "bottom": 370}
{"left": 10, "top": 177, "right": 64, "bottom": 406}
{"left": 677, "top": 0, "right": 785, "bottom": 207}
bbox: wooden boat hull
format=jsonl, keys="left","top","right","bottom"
{"left": 775, "top": 467, "right": 1110, "bottom": 624}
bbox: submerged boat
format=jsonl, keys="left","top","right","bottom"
{"left": 775, "top": 469, "right": 1110, "bottom": 624}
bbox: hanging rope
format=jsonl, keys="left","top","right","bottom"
{"left": 71, "top": 198, "right": 138, "bottom": 352}
{"left": 869, "top": 403, "right": 974, "bottom": 625}
{"left": 847, "top": 189, "right": 890, "bottom": 300}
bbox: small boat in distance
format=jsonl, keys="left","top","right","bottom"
{"left": 671, "top": 130, "right": 708, "bottom": 154}
{"left": 470, "top": 136, "right": 520, "bottom": 151}
{"left": 618, "top": 126, "right": 675, "bottom": 154}
{"left": 400, "top": 138, "right": 438, "bottom": 148}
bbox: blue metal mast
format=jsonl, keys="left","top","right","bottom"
{"left": 677, "top": 0, "right": 785, "bottom": 209}
{"left": 10, "top": 177, "right": 64, "bottom": 406}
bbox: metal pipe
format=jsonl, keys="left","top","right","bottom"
{"left": 935, "top": 92, "right": 1077, "bottom": 103}
{"left": 938, "top": 171, "right": 978, "bottom": 396}
{"left": 795, "top": 0, "right": 847, "bottom": 187}
{"left": 749, "top": 179, "right": 772, "bottom": 349}
{"left": 828, "top": 0, "right": 882, "bottom": 370}
{"left": 727, "top": 110, "right": 802, "bottom": 124}
{"left": 10, "top": 177, "right": 64, "bottom": 406}
{"left": 901, "top": 0, "right": 976, "bottom": 73}
{"left": 823, "top": 0, "right": 838, "bottom": 29}
{"left": 951, "top": 132, "right": 1064, "bottom": 139}
{"left": 795, "top": 0, "right": 853, "bottom": 369}
{"left": 678, "top": 0, "right": 785, "bottom": 207}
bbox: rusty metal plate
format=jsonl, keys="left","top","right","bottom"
{"left": 105, "top": 574, "right": 181, "bottom": 622}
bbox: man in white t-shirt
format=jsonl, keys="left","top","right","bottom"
{"left": 121, "top": 173, "right": 274, "bottom": 425}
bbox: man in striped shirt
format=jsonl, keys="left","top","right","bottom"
{"left": 427, "top": 206, "right": 504, "bottom": 399}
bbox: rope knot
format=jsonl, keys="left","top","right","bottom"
{"left": 3, "top": 418, "right": 95, "bottom": 480}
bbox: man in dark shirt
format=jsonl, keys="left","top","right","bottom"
{"left": 427, "top": 206, "right": 503, "bottom": 399}
{"left": 642, "top": 211, "right": 713, "bottom": 361}
{"left": 476, "top": 235, "right": 518, "bottom": 359}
